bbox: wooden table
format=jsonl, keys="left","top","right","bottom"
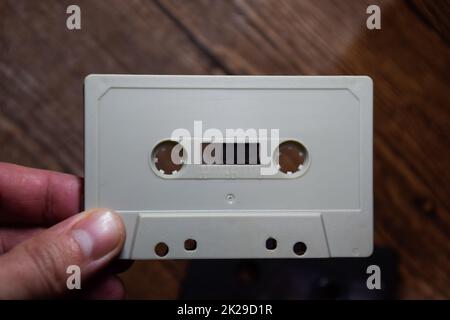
{"left": 0, "top": 0, "right": 448, "bottom": 299}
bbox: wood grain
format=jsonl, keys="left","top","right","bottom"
{"left": 410, "top": 0, "right": 450, "bottom": 43}
{"left": 0, "top": 0, "right": 449, "bottom": 299}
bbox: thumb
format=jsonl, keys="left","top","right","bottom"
{"left": 0, "top": 208, "right": 125, "bottom": 299}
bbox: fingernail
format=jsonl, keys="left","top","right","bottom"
{"left": 71, "top": 209, "right": 123, "bottom": 259}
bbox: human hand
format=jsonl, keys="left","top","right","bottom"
{"left": 0, "top": 162, "right": 127, "bottom": 299}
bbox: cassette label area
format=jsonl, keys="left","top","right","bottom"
{"left": 85, "top": 75, "right": 373, "bottom": 259}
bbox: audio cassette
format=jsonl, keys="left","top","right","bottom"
{"left": 84, "top": 75, "right": 373, "bottom": 259}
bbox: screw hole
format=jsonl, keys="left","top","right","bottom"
{"left": 184, "top": 239, "right": 197, "bottom": 251}
{"left": 226, "top": 193, "right": 235, "bottom": 204}
{"left": 154, "top": 242, "right": 169, "bottom": 257}
{"left": 293, "top": 242, "right": 307, "bottom": 256}
{"left": 265, "top": 237, "right": 277, "bottom": 250}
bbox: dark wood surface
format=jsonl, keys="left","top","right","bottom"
{"left": 0, "top": 0, "right": 449, "bottom": 299}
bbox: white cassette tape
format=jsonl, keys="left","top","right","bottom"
{"left": 84, "top": 75, "right": 373, "bottom": 259}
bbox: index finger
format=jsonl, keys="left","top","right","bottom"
{"left": 0, "top": 162, "right": 83, "bottom": 226}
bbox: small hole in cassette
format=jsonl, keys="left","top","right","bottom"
{"left": 293, "top": 242, "right": 307, "bottom": 256}
{"left": 184, "top": 239, "right": 197, "bottom": 251}
{"left": 154, "top": 242, "right": 169, "bottom": 257}
{"left": 265, "top": 237, "right": 277, "bottom": 250}
{"left": 152, "top": 140, "right": 184, "bottom": 175}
